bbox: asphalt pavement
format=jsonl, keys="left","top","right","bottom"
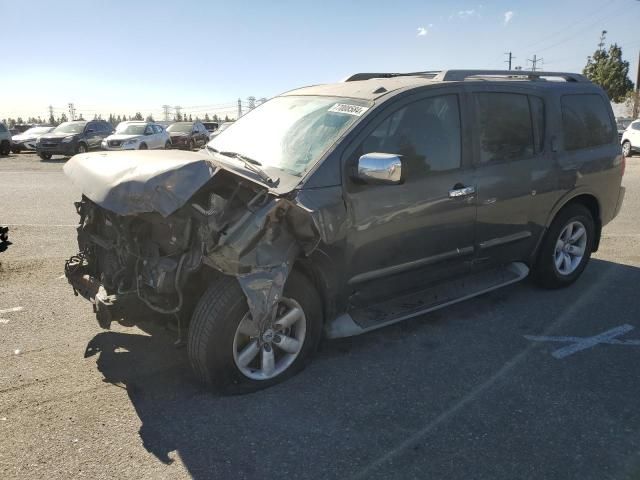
{"left": 1, "top": 152, "right": 640, "bottom": 479}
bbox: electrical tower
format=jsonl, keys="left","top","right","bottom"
{"left": 237, "top": 98, "right": 243, "bottom": 118}
{"left": 246, "top": 96, "right": 256, "bottom": 111}
{"left": 162, "top": 105, "right": 171, "bottom": 121}
{"left": 504, "top": 51, "right": 515, "bottom": 70}
{"left": 527, "top": 54, "right": 543, "bottom": 71}
{"left": 68, "top": 103, "right": 76, "bottom": 121}
{"left": 48, "top": 105, "right": 54, "bottom": 123}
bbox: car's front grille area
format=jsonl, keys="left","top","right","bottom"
{"left": 108, "top": 140, "right": 122, "bottom": 147}
{"left": 39, "top": 138, "right": 61, "bottom": 148}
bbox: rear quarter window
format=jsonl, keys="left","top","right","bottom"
{"left": 561, "top": 94, "right": 614, "bottom": 151}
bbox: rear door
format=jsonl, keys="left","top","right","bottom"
{"left": 84, "top": 122, "right": 102, "bottom": 149}
{"left": 468, "top": 87, "right": 543, "bottom": 264}
{"left": 342, "top": 89, "right": 477, "bottom": 305}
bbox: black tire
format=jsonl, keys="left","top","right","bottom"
{"left": 532, "top": 203, "right": 595, "bottom": 289}
{"left": 76, "top": 143, "right": 87, "bottom": 154}
{"left": 0, "top": 141, "right": 10, "bottom": 156}
{"left": 622, "top": 141, "right": 632, "bottom": 158}
{"left": 139, "top": 143, "right": 148, "bottom": 150}
{"left": 165, "top": 141, "right": 171, "bottom": 150}
{"left": 11, "top": 146, "right": 21, "bottom": 154}
{"left": 188, "top": 270, "right": 323, "bottom": 394}
{"left": 188, "top": 139, "right": 195, "bottom": 151}
{"left": 38, "top": 152, "right": 52, "bottom": 160}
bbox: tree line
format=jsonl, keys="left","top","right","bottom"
{"left": 2, "top": 111, "right": 231, "bottom": 128}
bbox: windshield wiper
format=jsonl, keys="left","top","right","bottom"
{"left": 206, "top": 146, "right": 277, "bottom": 186}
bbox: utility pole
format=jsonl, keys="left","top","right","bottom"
{"left": 48, "top": 105, "right": 54, "bottom": 123}
{"left": 527, "top": 54, "right": 543, "bottom": 71}
{"left": 174, "top": 105, "right": 182, "bottom": 121}
{"left": 68, "top": 103, "right": 76, "bottom": 121}
{"left": 237, "top": 98, "right": 243, "bottom": 118}
{"left": 162, "top": 105, "right": 171, "bottom": 122}
{"left": 504, "top": 51, "right": 514, "bottom": 70}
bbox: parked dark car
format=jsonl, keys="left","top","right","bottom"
{"left": 166, "top": 121, "right": 209, "bottom": 150}
{"left": 36, "top": 120, "right": 113, "bottom": 160}
{"left": 63, "top": 69, "right": 625, "bottom": 394}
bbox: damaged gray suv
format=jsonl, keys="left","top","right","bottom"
{"left": 64, "top": 70, "right": 626, "bottom": 393}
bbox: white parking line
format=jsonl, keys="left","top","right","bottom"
{"left": 0, "top": 307, "right": 23, "bottom": 315}
{"left": 524, "top": 324, "right": 640, "bottom": 359}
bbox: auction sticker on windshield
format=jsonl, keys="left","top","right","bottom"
{"left": 328, "top": 103, "right": 369, "bottom": 116}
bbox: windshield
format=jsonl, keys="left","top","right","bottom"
{"left": 53, "top": 122, "right": 85, "bottom": 134}
{"left": 167, "top": 123, "right": 193, "bottom": 133}
{"left": 116, "top": 123, "right": 147, "bottom": 135}
{"left": 23, "top": 127, "right": 53, "bottom": 135}
{"left": 208, "top": 96, "right": 371, "bottom": 176}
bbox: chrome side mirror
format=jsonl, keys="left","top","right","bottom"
{"left": 356, "top": 153, "right": 403, "bottom": 185}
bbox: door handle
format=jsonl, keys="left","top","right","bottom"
{"left": 449, "top": 185, "right": 476, "bottom": 198}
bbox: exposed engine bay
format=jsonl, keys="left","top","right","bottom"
{"left": 63, "top": 153, "right": 327, "bottom": 331}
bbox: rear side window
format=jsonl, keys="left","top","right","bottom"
{"left": 474, "top": 93, "right": 534, "bottom": 164}
{"left": 561, "top": 94, "right": 614, "bottom": 151}
{"left": 0, "top": 124, "right": 6, "bottom": 133}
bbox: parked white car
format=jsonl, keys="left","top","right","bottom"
{"left": 102, "top": 121, "right": 171, "bottom": 150}
{"left": 621, "top": 119, "right": 640, "bottom": 157}
{"left": 11, "top": 126, "right": 55, "bottom": 153}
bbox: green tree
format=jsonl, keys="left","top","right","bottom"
{"left": 146, "top": 114, "right": 154, "bottom": 122}
{"left": 224, "top": 115, "right": 230, "bottom": 122}
{"left": 59, "top": 113, "right": 68, "bottom": 123}
{"left": 583, "top": 31, "right": 634, "bottom": 102}
{"left": 204, "top": 113, "right": 210, "bottom": 121}
{"left": 134, "top": 112, "right": 143, "bottom": 121}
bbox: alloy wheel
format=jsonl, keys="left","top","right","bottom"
{"left": 232, "top": 297, "right": 307, "bottom": 380}
{"left": 554, "top": 220, "right": 588, "bottom": 276}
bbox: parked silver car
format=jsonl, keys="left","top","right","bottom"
{"left": 11, "top": 126, "right": 55, "bottom": 153}
{"left": 102, "top": 121, "right": 171, "bottom": 150}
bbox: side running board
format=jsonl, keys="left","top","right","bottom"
{"left": 325, "top": 262, "right": 529, "bottom": 339}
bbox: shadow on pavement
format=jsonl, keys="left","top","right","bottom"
{"left": 83, "top": 258, "right": 640, "bottom": 479}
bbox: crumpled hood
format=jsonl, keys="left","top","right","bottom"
{"left": 63, "top": 150, "right": 219, "bottom": 217}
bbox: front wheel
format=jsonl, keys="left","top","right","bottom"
{"left": 622, "top": 141, "right": 632, "bottom": 157}
{"left": 187, "top": 270, "right": 323, "bottom": 394}
{"left": 532, "top": 204, "right": 595, "bottom": 289}
{"left": 188, "top": 139, "right": 195, "bottom": 151}
{"left": 0, "top": 141, "right": 10, "bottom": 156}
{"left": 164, "top": 141, "right": 171, "bottom": 149}
{"left": 76, "top": 143, "right": 87, "bottom": 154}
{"left": 11, "top": 146, "right": 21, "bottom": 154}
{"left": 38, "top": 152, "right": 52, "bottom": 160}
{"left": 139, "top": 143, "right": 148, "bottom": 150}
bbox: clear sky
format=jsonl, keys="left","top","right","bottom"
{"left": 1, "top": 0, "right": 639, "bottom": 121}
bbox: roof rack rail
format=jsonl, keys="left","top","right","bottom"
{"left": 344, "top": 69, "right": 589, "bottom": 83}
{"left": 433, "top": 69, "right": 589, "bottom": 82}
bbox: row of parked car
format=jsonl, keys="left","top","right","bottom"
{"left": 0, "top": 119, "right": 234, "bottom": 159}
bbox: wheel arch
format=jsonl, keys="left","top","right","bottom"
{"left": 532, "top": 192, "right": 602, "bottom": 264}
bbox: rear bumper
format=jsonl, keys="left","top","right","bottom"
{"left": 613, "top": 186, "right": 626, "bottom": 220}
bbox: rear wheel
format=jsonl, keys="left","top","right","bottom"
{"left": 188, "top": 270, "right": 323, "bottom": 394}
{"left": 11, "top": 146, "right": 21, "bottom": 154}
{"left": 0, "top": 141, "right": 10, "bottom": 156}
{"left": 532, "top": 204, "right": 595, "bottom": 289}
{"left": 622, "top": 141, "right": 632, "bottom": 157}
{"left": 188, "top": 139, "right": 195, "bottom": 151}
